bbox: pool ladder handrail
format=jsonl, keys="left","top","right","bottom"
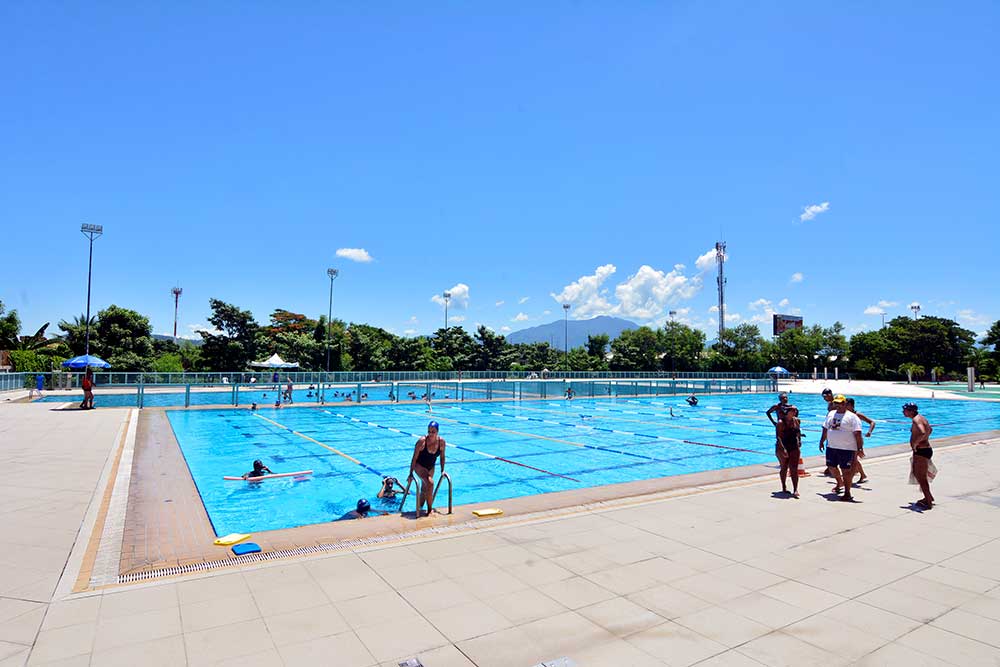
{"left": 399, "top": 472, "right": 452, "bottom": 516}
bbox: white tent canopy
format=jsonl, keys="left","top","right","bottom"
{"left": 249, "top": 353, "right": 299, "bottom": 369}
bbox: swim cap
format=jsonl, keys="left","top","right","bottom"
{"left": 357, "top": 499, "right": 371, "bottom": 513}
{"left": 778, "top": 392, "right": 788, "bottom": 398}
{"left": 822, "top": 388, "right": 833, "bottom": 396}
{"left": 903, "top": 402, "right": 918, "bottom": 413}
{"left": 427, "top": 421, "right": 439, "bottom": 431}
{"left": 253, "top": 459, "right": 263, "bottom": 468}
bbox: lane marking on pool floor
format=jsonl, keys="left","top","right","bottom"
{"left": 252, "top": 412, "right": 386, "bottom": 477}
{"left": 321, "top": 410, "right": 580, "bottom": 482}
{"left": 397, "top": 405, "right": 771, "bottom": 465}
{"left": 432, "top": 404, "right": 768, "bottom": 457}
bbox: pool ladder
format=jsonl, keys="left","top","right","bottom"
{"left": 399, "top": 472, "right": 452, "bottom": 516}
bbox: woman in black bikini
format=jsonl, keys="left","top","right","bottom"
{"left": 408, "top": 421, "right": 446, "bottom": 517}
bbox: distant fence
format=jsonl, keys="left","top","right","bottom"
{"left": 1, "top": 369, "right": 775, "bottom": 390}
{"left": 3, "top": 374, "right": 778, "bottom": 408}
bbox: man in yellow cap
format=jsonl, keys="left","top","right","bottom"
{"left": 818, "top": 394, "right": 864, "bottom": 501}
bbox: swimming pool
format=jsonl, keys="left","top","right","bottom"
{"left": 36, "top": 384, "right": 397, "bottom": 408}
{"left": 166, "top": 393, "right": 1000, "bottom": 536}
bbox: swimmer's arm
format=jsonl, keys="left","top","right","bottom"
{"left": 439, "top": 442, "right": 446, "bottom": 473}
{"left": 765, "top": 405, "right": 777, "bottom": 425}
{"left": 857, "top": 412, "right": 875, "bottom": 435}
{"left": 408, "top": 439, "right": 423, "bottom": 478}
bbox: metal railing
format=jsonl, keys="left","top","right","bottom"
{"left": 0, "top": 369, "right": 777, "bottom": 389}
{"left": 399, "top": 472, "right": 453, "bottom": 516}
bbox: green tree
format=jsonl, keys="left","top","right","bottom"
{"left": 432, "top": 327, "right": 476, "bottom": 370}
{"left": 474, "top": 325, "right": 509, "bottom": 371}
{"left": 585, "top": 334, "right": 610, "bottom": 371}
{"left": 0, "top": 301, "right": 22, "bottom": 349}
{"left": 344, "top": 324, "right": 395, "bottom": 370}
{"left": 57, "top": 314, "right": 98, "bottom": 356}
{"left": 661, "top": 322, "right": 706, "bottom": 372}
{"left": 10, "top": 350, "right": 52, "bottom": 372}
{"left": 151, "top": 353, "right": 184, "bottom": 373}
{"left": 610, "top": 327, "right": 661, "bottom": 371}
{"left": 898, "top": 362, "right": 925, "bottom": 383}
{"left": 847, "top": 329, "right": 899, "bottom": 378}
{"left": 92, "top": 305, "right": 156, "bottom": 371}
{"left": 883, "top": 316, "right": 975, "bottom": 373}
{"left": 178, "top": 342, "right": 203, "bottom": 371}
{"left": 198, "top": 299, "right": 259, "bottom": 371}
{"left": 708, "top": 324, "right": 767, "bottom": 371}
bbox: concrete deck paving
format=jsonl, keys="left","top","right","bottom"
{"left": 1, "top": 397, "right": 1000, "bottom": 666}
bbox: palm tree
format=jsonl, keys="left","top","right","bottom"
{"left": 58, "top": 314, "right": 98, "bottom": 356}
{"left": 898, "top": 362, "right": 925, "bottom": 384}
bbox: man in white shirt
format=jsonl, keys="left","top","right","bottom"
{"left": 818, "top": 394, "right": 865, "bottom": 501}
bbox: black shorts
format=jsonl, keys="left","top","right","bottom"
{"left": 914, "top": 447, "right": 933, "bottom": 460}
{"left": 825, "top": 448, "right": 855, "bottom": 470}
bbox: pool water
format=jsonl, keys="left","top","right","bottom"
{"left": 165, "top": 393, "right": 1000, "bottom": 536}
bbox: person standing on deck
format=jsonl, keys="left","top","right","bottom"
{"left": 818, "top": 394, "right": 864, "bottom": 501}
{"left": 904, "top": 402, "right": 935, "bottom": 509}
{"left": 766, "top": 392, "right": 794, "bottom": 467}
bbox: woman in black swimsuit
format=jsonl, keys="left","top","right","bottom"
{"left": 408, "top": 421, "right": 446, "bottom": 517}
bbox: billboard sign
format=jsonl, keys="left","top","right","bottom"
{"left": 773, "top": 314, "right": 804, "bottom": 337}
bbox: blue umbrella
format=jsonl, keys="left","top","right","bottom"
{"left": 62, "top": 354, "right": 111, "bottom": 369}
{"left": 767, "top": 366, "right": 790, "bottom": 374}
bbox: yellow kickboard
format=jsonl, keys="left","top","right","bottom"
{"left": 214, "top": 533, "right": 251, "bottom": 546}
{"left": 472, "top": 508, "right": 503, "bottom": 518}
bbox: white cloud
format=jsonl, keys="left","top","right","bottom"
{"left": 495, "top": 300, "right": 505, "bottom": 307}
{"left": 403, "top": 328, "right": 417, "bottom": 336}
{"left": 778, "top": 298, "right": 790, "bottom": 308}
{"left": 748, "top": 298, "right": 773, "bottom": 312}
{"left": 708, "top": 305, "right": 719, "bottom": 313}
{"left": 408, "top": 315, "right": 418, "bottom": 324}
{"left": 335, "top": 247, "right": 373, "bottom": 263}
{"left": 518, "top": 296, "right": 530, "bottom": 304}
{"left": 877, "top": 300, "right": 898, "bottom": 308}
{"left": 500, "top": 326, "right": 512, "bottom": 332}
{"left": 695, "top": 248, "right": 724, "bottom": 272}
{"left": 864, "top": 305, "right": 885, "bottom": 316}
{"left": 552, "top": 256, "right": 709, "bottom": 322}
{"left": 430, "top": 283, "right": 470, "bottom": 309}
{"left": 799, "top": 202, "right": 830, "bottom": 221}
{"left": 724, "top": 313, "right": 742, "bottom": 323}
{"left": 188, "top": 323, "right": 221, "bottom": 337}
{"left": 550, "top": 264, "right": 617, "bottom": 317}
{"left": 512, "top": 312, "right": 529, "bottom": 322}
{"left": 957, "top": 309, "right": 991, "bottom": 327}
{"left": 790, "top": 272, "right": 804, "bottom": 283}
{"left": 542, "top": 309, "right": 551, "bottom": 315}
{"left": 450, "top": 315, "right": 467, "bottom": 323}
{"left": 611, "top": 264, "right": 703, "bottom": 320}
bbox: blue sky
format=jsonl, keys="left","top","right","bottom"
{"left": 2, "top": 3, "right": 997, "bottom": 343}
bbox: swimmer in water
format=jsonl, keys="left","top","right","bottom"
{"left": 242, "top": 459, "right": 273, "bottom": 480}
{"left": 686, "top": 395, "right": 699, "bottom": 406}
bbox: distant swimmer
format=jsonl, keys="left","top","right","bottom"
{"left": 250, "top": 403, "right": 258, "bottom": 411}
{"left": 565, "top": 387, "right": 575, "bottom": 400}
{"left": 242, "top": 459, "right": 273, "bottom": 479}
{"left": 686, "top": 395, "right": 699, "bottom": 407}
{"left": 669, "top": 407, "right": 674, "bottom": 418}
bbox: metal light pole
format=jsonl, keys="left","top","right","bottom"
{"left": 668, "top": 310, "right": 678, "bottom": 374}
{"left": 171, "top": 286, "right": 183, "bottom": 339}
{"left": 563, "top": 304, "right": 571, "bottom": 368}
{"left": 326, "top": 268, "right": 339, "bottom": 372}
{"left": 443, "top": 291, "right": 451, "bottom": 330}
{"left": 80, "top": 224, "right": 103, "bottom": 356}
{"left": 910, "top": 304, "right": 921, "bottom": 320}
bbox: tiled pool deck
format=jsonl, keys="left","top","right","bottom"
{"left": 2, "top": 393, "right": 1000, "bottom": 665}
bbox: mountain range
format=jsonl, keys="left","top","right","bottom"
{"left": 505, "top": 315, "right": 639, "bottom": 350}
